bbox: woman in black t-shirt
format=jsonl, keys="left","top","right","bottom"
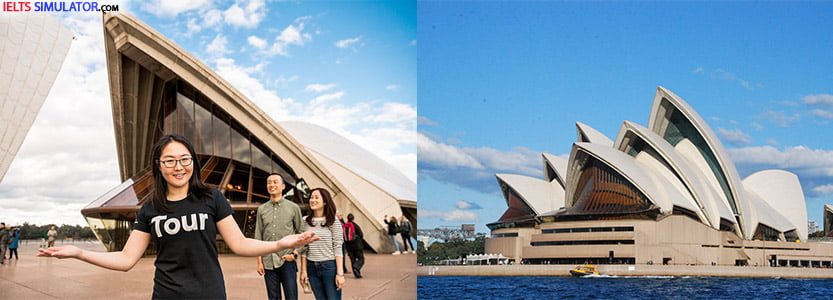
{"left": 38, "top": 134, "right": 318, "bottom": 299}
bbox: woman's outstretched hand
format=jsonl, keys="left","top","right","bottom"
{"left": 277, "top": 232, "right": 319, "bottom": 250}
{"left": 37, "top": 245, "right": 82, "bottom": 259}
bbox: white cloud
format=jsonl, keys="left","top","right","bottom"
{"left": 223, "top": 0, "right": 267, "bottom": 28}
{"left": 803, "top": 94, "right": 833, "bottom": 107}
{"left": 368, "top": 103, "right": 416, "bottom": 123}
{"left": 694, "top": 68, "right": 760, "bottom": 91}
{"left": 247, "top": 36, "right": 267, "bottom": 49}
{"left": 335, "top": 36, "right": 362, "bottom": 49}
{"left": 812, "top": 184, "right": 833, "bottom": 196}
{"left": 418, "top": 133, "right": 557, "bottom": 193}
{"left": 213, "top": 57, "right": 296, "bottom": 121}
{"left": 141, "top": 0, "right": 211, "bottom": 18}
{"left": 418, "top": 116, "right": 438, "bottom": 126}
{"left": 305, "top": 83, "right": 336, "bottom": 93}
{"left": 759, "top": 110, "right": 800, "bottom": 127}
{"left": 729, "top": 146, "right": 833, "bottom": 174}
{"left": 717, "top": 128, "right": 752, "bottom": 146}
{"left": 417, "top": 133, "right": 484, "bottom": 170}
{"left": 386, "top": 84, "right": 399, "bottom": 91}
{"left": 267, "top": 21, "right": 313, "bottom": 56}
{"left": 728, "top": 145, "right": 833, "bottom": 197}
{"left": 312, "top": 91, "right": 346, "bottom": 105}
{"left": 421, "top": 210, "right": 478, "bottom": 222}
{"left": 184, "top": 9, "right": 223, "bottom": 36}
{"left": 206, "top": 34, "right": 230, "bottom": 57}
{"left": 455, "top": 200, "right": 482, "bottom": 210}
{"left": 810, "top": 109, "right": 833, "bottom": 120}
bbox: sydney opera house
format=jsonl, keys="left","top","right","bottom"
{"left": 80, "top": 13, "right": 415, "bottom": 254}
{"left": 485, "top": 87, "right": 833, "bottom": 268}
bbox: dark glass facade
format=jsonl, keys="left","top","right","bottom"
{"left": 565, "top": 151, "right": 654, "bottom": 217}
{"left": 753, "top": 224, "right": 780, "bottom": 241}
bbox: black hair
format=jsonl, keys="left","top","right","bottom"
{"left": 347, "top": 213, "right": 355, "bottom": 222}
{"left": 150, "top": 134, "right": 212, "bottom": 214}
{"left": 305, "top": 188, "right": 336, "bottom": 227}
{"left": 268, "top": 173, "right": 302, "bottom": 203}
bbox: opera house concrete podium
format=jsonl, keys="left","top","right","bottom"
{"left": 81, "top": 13, "right": 415, "bottom": 253}
{"left": 486, "top": 87, "right": 833, "bottom": 268}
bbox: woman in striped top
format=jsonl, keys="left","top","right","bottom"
{"left": 300, "top": 188, "right": 344, "bottom": 299}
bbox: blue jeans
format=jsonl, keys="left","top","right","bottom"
{"left": 388, "top": 235, "right": 401, "bottom": 252}
{"left": 264, "top": 261, "right": 298, "bottom": 300}
{"left": 307, "top": 260, "right": 341, "bottom": 300}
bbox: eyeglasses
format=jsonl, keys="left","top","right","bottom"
{"left": 158, "top": 157, "right": 193, "bottom": 168}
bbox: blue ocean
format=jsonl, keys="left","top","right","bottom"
{"left": 418, "top": 276, "right": 833, "bottom": 299}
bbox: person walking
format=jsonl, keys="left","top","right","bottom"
{"left": 8, "top": 227, "right": 20, "bottom": 260}
{"left": 398, "top": 216, "right": 414, "bottom": 254}
{"left": 38, "top": 134, "right": 318, "bottom": 299}
{"left": 343, "top": 213, "right": 364, "bottom": 278}
{"left": 300, "top": 188, "right": 344, "bottom": 300}
{"left": 383, "top": 215, "right": 401, "bottom": 255}
{"left": 0, "top": 223, "right": 9, "bottom": 265}
{"left": 47, "top": 226, "right": 58, "bottom": 247}
{"left": 336, "top": 213, "right": 349, "bottom": 275}
{"left": 255, "top": 173, "right": 307, "bottom": 300}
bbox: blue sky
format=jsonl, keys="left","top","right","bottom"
{"left": 0, "top": 0, "right": 415, "bottom": 226}
{"left": 418, "top": 2, "right": 833, "bottom": 233}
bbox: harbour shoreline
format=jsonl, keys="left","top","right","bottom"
{"left": 417, "top": 264, "right": 833, "bottom": 279}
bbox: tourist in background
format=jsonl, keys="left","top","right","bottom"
{"left": 384, "top": 215, "right": 401, "bottom": 255}
{"left": 336, "top": 212, "right": 349, "bottom": 275}
{"left": 255, "top": 173, "right": 307, "bottom": 300}
{"left": 8, "top": 227, "right": 20, "bottom": 260}
{"left": 300, "top": 188, "right": 345, "bottom": 300}
{"left": 0, "top": 223, "right": 9, "bottom": 264}
{"left": 344, "top": 213, "right": 364, "bottom": 278}
{"left": 38, "top": 134, "right": 318, "bottom": 298}
{"left": 47, "top": 226, "right": 58, "bottom": 247}
{"left": 399, "top": 216, "right": 414, "bottom": 254}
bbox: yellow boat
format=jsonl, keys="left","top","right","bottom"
{"left": 569, "top": 264, "right": 600, "bottom": 277}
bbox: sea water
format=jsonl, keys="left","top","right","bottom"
{"left": 417, "top": 276, "right": 833, "bottom": 299}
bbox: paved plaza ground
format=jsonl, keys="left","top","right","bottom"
{"left": 0, "top": 240, "right": 416, "bottom": 299}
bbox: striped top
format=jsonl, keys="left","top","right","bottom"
{"left": 305, "top": 217, "right": 343, "bottom": 262}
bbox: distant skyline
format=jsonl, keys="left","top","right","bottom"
{"left": 0, "top": 1, "right": 415, "bottom": 226}
{"left": 418, "top": 2, "right": 833, "bottom": 232}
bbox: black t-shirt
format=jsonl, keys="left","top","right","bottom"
{"left": 134, "top": 189, "right": 233, "bottom": 299}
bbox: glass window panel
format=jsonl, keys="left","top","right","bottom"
{"left": 224, "top": 163, "right": 250, "bottom": 203}
{"left": 270, "top": 153, "right": 295, "bottom": 186}
{"left": 194, "top": 101, "right": 213, "bottom": 156}
{"left": 213, "top": 114, "right": 231, "bottom": 159}
{"left": 231, "top": 127, "right": 251, "bottom": 165}
{"left": 176, "top": 93, "right": 196, "bottom": 143}
{"left": 205, "top": 157, "right": 230, "bottom": 186}
{"left": 252, "top": 145, "right": 271, "bottom": 174}
{"left": 251, "top": 167, "right": 270, "bottom": 204}
{"left": 162, "top": 92, "right": 177, "bottom": 135}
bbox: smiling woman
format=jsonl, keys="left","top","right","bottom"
{"left": 38, "top": 134, "right": 319, "bottom": 299}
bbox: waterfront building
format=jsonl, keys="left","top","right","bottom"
{"left": 81, "top": 13, "right": 415, "bottom": 253}
{"left": 486, "top": 87, "right": 833, "bottom": 268}
{"left": 825, "top": 205, "right": 833, "bottom": 237}
{"left": 0, "top": 14, "right": 72, "bottom": 183}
